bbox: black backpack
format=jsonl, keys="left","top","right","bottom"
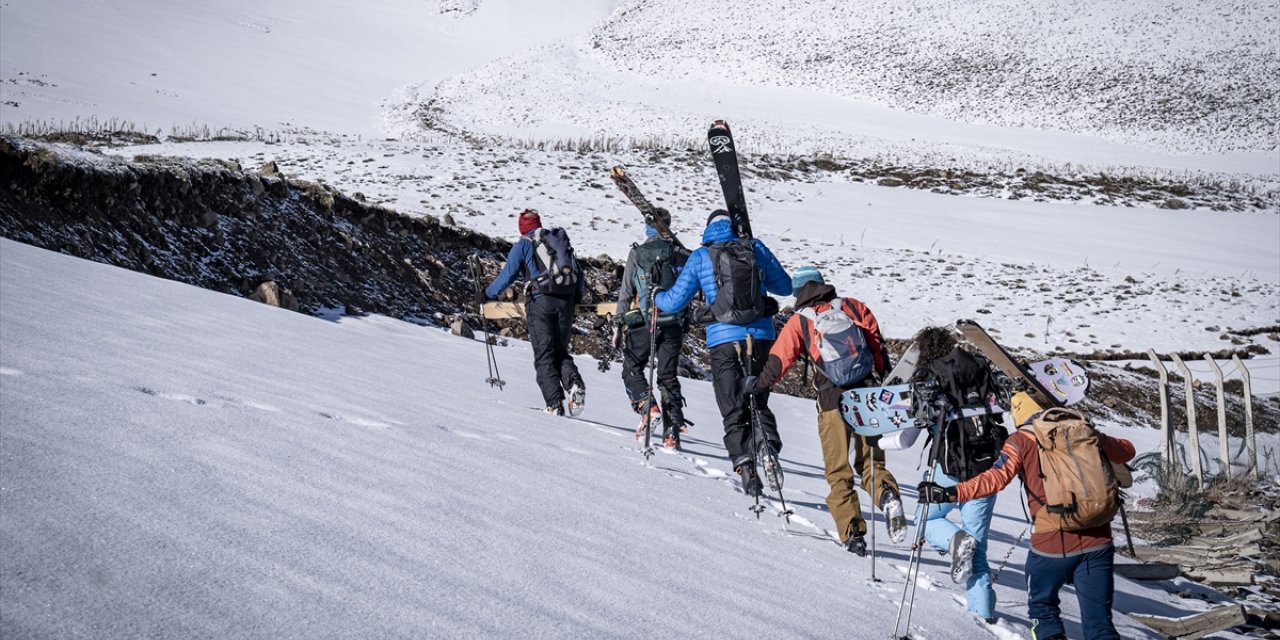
{"left": 707, "top": 238, "right": 767, "bottom": 325}
{"left": 921, "top": 347, "right": 1009, "bottom": 481}
{"left": 530, "top": 228, "right": 580, "bottom": 296}
{"left": 628, "top": 239, "right": 684, "bottom": 327}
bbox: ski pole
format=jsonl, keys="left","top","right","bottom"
{"left": 892, "top": 411, "right": 947, "bottom": 639}
{"left": 640, "top": 272, "right": 661, "bottom": 460}
{"left": 870, "top": 441, "right": 878, "bottom": 582}
{"left": 468, "top": 255, "right": 504, "bottom": 390}
{"left": 745, "top": 335, "right": 793, "bottom": 523}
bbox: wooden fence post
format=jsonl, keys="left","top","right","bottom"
{"left": 1232, "top": 355, "right": 1257, "bottom": 477}
{"left": 1204, "top": 356, "right": 1229, "bottom": 479}
{"left": 1147, "top": 349, "right": 1176, "bottom": 472}
{"left": 1171, "top": 354, "right": 1204, "bottom": 488}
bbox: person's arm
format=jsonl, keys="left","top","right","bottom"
{"left": 753, "top": 240, "right": 793, "bottom": 297}
{"left": 755, "top": 314, "right": 807, "bottom": 391}
{"left": 954, "top": 432, "right": 1031, "bottom": 501}
{"left": 846, "top": 298, "right": 888, "bottom": 375}
{"left": 614, "top": 250, "right": 639, "bottom": 319}
{"left": 655, "top": 249, "right": 703, "bottom": 313}
{"left": 485, "top": 239, "right": 529, "bottom": 299}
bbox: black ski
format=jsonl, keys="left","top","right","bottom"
{"left": 609, "top": 166, "right": 686, "bottom": 250}
{"left": 707, "top": 120, "right": 751, "bottom": 239}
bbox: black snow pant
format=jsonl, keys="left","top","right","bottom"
{"left": 527, "top": 294, "right": 582, "bottom": 409}
{"left": 620, "top": 322, "right": 685, "bottom": 435}
{"left": 709, "top": 340, "right": 781, "bottom": 463}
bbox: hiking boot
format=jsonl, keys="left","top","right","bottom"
{"left": 662, "top": 435, "right": 680, "bottom": 451}
{"left": 761, "top": 446, "right": 783, "bottom": 493}
{"left": 545, "top": 403, "right": 565, "bottom": 416}
{"left": 949, "top": 530, "right": 978, "bottom": 584}
{"left": 634, "top": 403, "right": 662, "bottom": 441}
{"left": 567, "top": 381, "right": 586, "bottom": 417}
{"left": 734, "top": 456, "right": 762, "bottom": 498}
{"left": 844, "top": 534, "right": 868, "bottom": 557}
{"left": 880, "top": 490, "right": 908, "bottom": 544}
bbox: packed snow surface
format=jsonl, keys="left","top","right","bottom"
{"left": 0, "top": 238, "right": 1259, "bottom": 639}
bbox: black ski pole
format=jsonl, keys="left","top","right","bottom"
{"left": 468, "top": 255, "right": 504, "bottom": 390}
{"left": 892, "top": 409, "right": 948, "bottom": 639}
{"left": 640, "top": 274, "right": 661, "bottom": 460}
{"left": 744, "top": 335, "right": 793, "bottom": 523}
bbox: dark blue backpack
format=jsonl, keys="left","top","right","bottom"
{"left": 531, "top": 228, "right": 579, "bottom": 296}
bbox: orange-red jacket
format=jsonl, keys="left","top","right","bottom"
{"left": 956, "top": 429, "right": 1136, "bottom": 556}
{"left": 756, "top": 284, "right": 887, "bottom": 412}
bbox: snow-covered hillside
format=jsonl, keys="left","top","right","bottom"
{"left": 0, "top": 237, "right": 1257, "bottom": 639}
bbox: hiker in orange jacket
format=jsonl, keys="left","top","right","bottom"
{"left": 748, "top": 266, "right": 906, "bottom": 556}
{"left": 917, "top": 394, "right": 1136, "bottom": 640}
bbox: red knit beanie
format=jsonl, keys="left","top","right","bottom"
{"left": 518, "top": 209, "right": 542, "bottom": 235}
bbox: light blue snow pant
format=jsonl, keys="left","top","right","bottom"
{"left": 921, "top": 494, "right": 998, "bottom": 619}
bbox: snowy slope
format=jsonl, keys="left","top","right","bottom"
{"left": 0, "top": 238, "right": 1253, "bottom": 639}
{"left": 0, "top": 0, "right": 623, "bottom": 136}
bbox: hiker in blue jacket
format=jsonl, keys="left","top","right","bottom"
{"left": 478, "top": 209, "right": 586, "bottom": 416}
{"left": 655, "top": 210, "right": 791, "bottom": 495}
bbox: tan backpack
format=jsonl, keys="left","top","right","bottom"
{"left": 1024, "top": 408, "right": 1120, "bottom": 534}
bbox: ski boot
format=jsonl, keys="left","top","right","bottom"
{"left": 950, "top": 530, "right": 978, "bottom": 584}
{"left": 634, "top": 403, "right": 662, "bottom": 441}
{"left": 762, "top": 447, "right": 783, "bottom": 493}
{"left": 733, "top": 456, "right": 763, "bottom": 498}
{"left": 844, "top": 534, "right": 868, "bottom": 557}
{"left": 545, "top": 403, "right": 565, "bottom": 416}
{"left": 567, "top": 380, "right": 586, "bottom": 417}
{"left": 880, "top": 489, "right": 908, "bottom": 544}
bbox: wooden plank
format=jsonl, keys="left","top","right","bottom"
{"left": 1114, "top": 562, "right": 1181, "bottom": 581}
{"left": 482, "top": 301, "right": 620, "bottom": 320}
{"left": 1130, "top": 605, "right": 1246, "bottom": 640}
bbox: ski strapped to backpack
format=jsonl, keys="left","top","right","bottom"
{"left": 795, "top": 298, "right": 876, "bottom": 387}
{"left": 529, "top": 226, "right": 579, "bottom": 296}
{"left": 1024, "top": 408, "right": 1120, "bottom": 533}
{"left": 707, "top": 237, "right": 767, "bottom": 325}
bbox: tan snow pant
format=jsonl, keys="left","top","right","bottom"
{"left": 817, "top": 408, "right": 900, "bottom": 542}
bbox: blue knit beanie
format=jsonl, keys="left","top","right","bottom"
{"left": 791, "top": 265, "right": 824, "bottom": 289}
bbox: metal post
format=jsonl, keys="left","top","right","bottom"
{"left": 1204, "top": 356, "right": 1229, "bottom": 479}
{"left": 1232, "top": 355, "right": 1257, "bottom": 477}
{"left": 1171, "top": 354, "right": 1203, "bottom": 488}
{"left": 1146, "top": 349, "right": 1175, "bottom": 472}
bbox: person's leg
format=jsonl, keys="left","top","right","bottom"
{"left": 817, "top": 409, "right": 864, "bottom": 540}
{"left": 551, "top": 296, "right": 582, "bottom": 390}
{"left": 656, "top": 325, "right": 685, "bottom": 436}
{"left": 1025, "top": 552, "right": 1073, "bottom": 640}
{"left": 709, "top": 342, "right": 749, "bottom": 462}
{"left": 748, "top": 339, "right": 781, "bottom": 453}
{"left": 959, "top": 495, "right": 998, "bottom": 620}
{"left": 853, "top": 434, "right": 900, "bottom": 507}
{"left": 1073, "top": 545, "right": 1120, "bottom": 640}
{"left": 921, "top": 500, "right": 960, "bottom": 554}
{"left": 525, "top": 297, "right": 564, "bottom": 408}
{"left": 620, "top": 324, "right": 650, "bottom": 406}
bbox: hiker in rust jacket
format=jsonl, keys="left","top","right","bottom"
{"left": 917, "top": 394, "right": 1136, "bottom": 640}
{"left": 749, "top": 266, "right": 906, "bottom": 556}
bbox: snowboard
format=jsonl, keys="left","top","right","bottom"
{"left": 1029, "top": 357, "right": 1090, "bottom": 405}
{"left": 482, "top": 301, "right": 617, "bottom": 321}
{"left": 609, "top": 166, "right": 686, "bottom": 249}
{"left": 707, "top": 120, "right": 752, "bottom": 239}
{"left": 839, "top": 383, "right": 917, "bottom": 436}
{"left": 883, "top": 342, "right": 921, "bottom": 385}
{"left": 956, "top": 319, "right": 1062, "bottom": 409}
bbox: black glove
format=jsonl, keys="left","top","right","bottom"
{"left": 742, "top": 375, "right": 761, "bottom": 396}
{"left": 917, "top": 481, "right": 956, "bottom": 504}
{"left": 474, "top": 289, "right": 488, "bottom": 308}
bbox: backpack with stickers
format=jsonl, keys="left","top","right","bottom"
{"left": 1025, "top": 408, "right": 1120, "bottom": 533}
{"left": 707, "top": 237, "right": 767, "bottom": 325}
{"left": 627, "top": 239, "right": 684, "bottom": 327}
{"left": 797, "top": 299, "right": 876, "bottom": 387}
{"left": 919, "top": 347, "right": 1010, "bottom": 481}
{"left": 530, "top": 227, "right": 580, "bottom": 297}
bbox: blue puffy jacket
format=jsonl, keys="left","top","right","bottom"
{"left": 655, "top": 219, "right": 792, "bottom": 347}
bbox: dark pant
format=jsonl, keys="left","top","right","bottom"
{"left": 1026, "top": 545, "right": 1119, "bottom": 640}
{"left": 527, "top": 295, "right": 582, "bottom": 408}
{"left": 621, "top": 323, "right": 685, "bottom": 434}
{"left": 709, "top": 340, "right": 780, "bottom": 462}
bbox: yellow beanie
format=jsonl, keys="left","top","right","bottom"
{"left": 1010, "top": 392, "right": 1043, "bottom": 427}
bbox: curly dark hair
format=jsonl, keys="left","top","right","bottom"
{"left": 914, "top": 325, "right": 958, "bottom": 364}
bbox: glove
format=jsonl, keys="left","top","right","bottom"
{"left": 742, "top": 375, "right": 761, "bottom": 396}
{"left": 916, "top": 481, "right": 956, "bottom": 504}
{"left": 474, "top": 289, "right": 488, "bottom": 307}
